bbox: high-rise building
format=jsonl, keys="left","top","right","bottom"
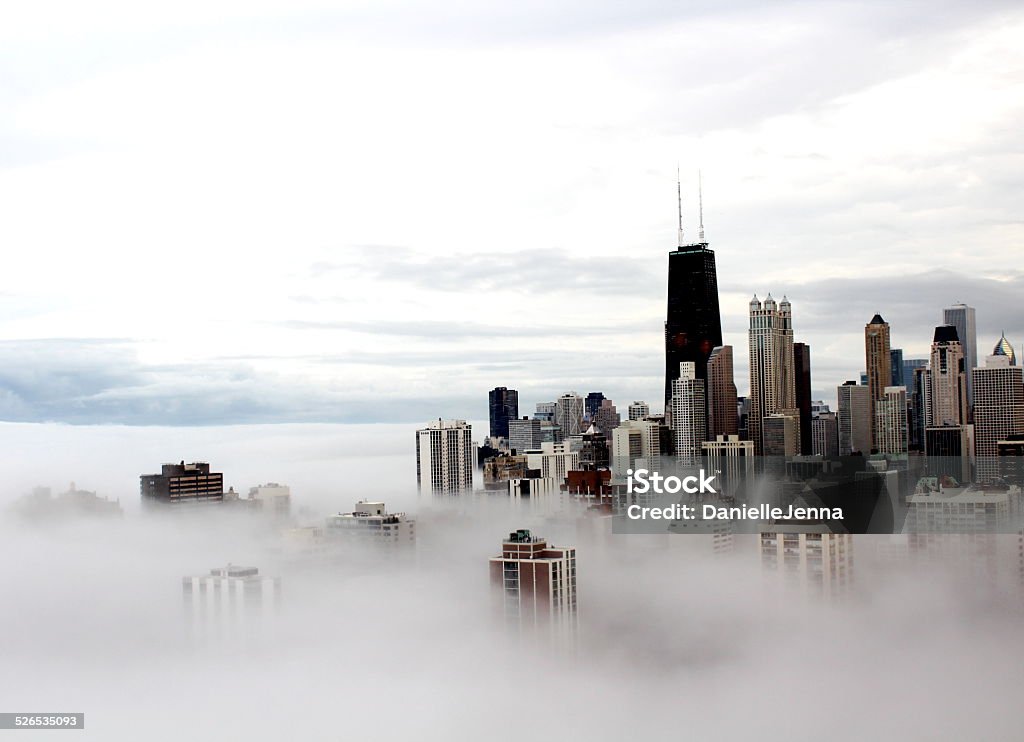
{"left": 925, "top": 425, "right": 974, "bottom": 484}
{"left": 488, "top": 387, "right": 519, "bottom": 439}
{"left": 864, "top": 314, "right": 892, "bottom": 453}
{"left": 910, "top": 366, "right": 931, "bottom": 451}
{"left": 875, "top": 386, "right": 908, "bottom": 456}
{"left": 183, "top": 565, "right": 280, "bottom": 636}
{"left": 890, "top": 348, "right": 905, "bottom": 388}
{"left": 664, "top": 175, "right": 723, "bottom": 411}
{"left": 762, "top": 413, "right": 800, "bottom": 456}
{"left": 508, "top": 417, "right": 543, "bottom": 454}
{"left": 972, "top": 349, "right": 1024, "bottom": 481}
{"left": 592, "top": 399, "right": 621, "bottom": 436}
{"left": 628, "top": 401, "right": 650, "bottom": 421}
{"left": 325, "top": 500, "right": 415, "bottom": 546}
{"left": 943, "top": 303, "right": 977, "bottom": 414}
{"left": 489, "top": 529, "right": 577, "bottom": 644}
{"left": 793, "top": 342, "right": 812, "bottom": 455}
{"left": 837, "top": 382, "right": 871, "bottom": 456}
{"left": 555, "top": 392, "right": 585, "bottom": 438}
{"left": 141, "top": 461, "right": 224, "bottom": 505}
{"left": 759, "top": 524, "right": 852, "bottom": 599}
{"left": 247, "top": 483, "right": 291, "bottom": 515}
{"left": 748, "top": 294, "right": 796, "bottom": 454}
{"left": 929, "top": 325, "right": 966, "bottom": 427}
{"left": 584, "top": 392, "right": 606, "bottom": 421}
{"left": 415, "top": 419, "right": 473, "bottom": 494}
{"left": 611, "top": 419, "right": 662, "bottom": 475}
{"left": 811, "top": 412, "right": 839, "bottom": 458}
{"left": 702, "top": 434, "right": 755, "bottom": 481}
{"left": 525, "top": 442, "right": 579, "bottom": 482}
{"left": 707, "top": 345, "right": 738, "bottom": 439}
{"left": 534, "top": 402, "right": 556, "bottom": 421}
{"left": 669, "top": 362, "right": 707, "bottom": 465}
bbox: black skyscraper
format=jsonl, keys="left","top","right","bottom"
{"left": 664, "top": 244, "right": 723, "bottom": 408}
{"left": 585, "top": 392, "right": 606, "bottom": 421}
{"left": 793, "top": 342, "right": 812, "bottom": 455}
{"left": 488, "top": 387, "right": 519, "bottom": 439}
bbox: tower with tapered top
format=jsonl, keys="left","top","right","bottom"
{"left": 664, "top": 170, "right": 723, "bottom": 415}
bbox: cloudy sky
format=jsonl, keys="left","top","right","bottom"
{"left": 2, "top": 0, "right": 1022, "bottom": 424}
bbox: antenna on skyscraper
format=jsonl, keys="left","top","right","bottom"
{"left": 698, "top": 169, "right": 705, "bottom": 243}
{"left": 677, "top": 164, "right": 684, "bottom": 246}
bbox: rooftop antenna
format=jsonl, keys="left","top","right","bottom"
{"left": 698, "top": 169, "right": 705, "bottom": 243}
{"left": 676, "top": 164, "right": 684, "bottom": 246}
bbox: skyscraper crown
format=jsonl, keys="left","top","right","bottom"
{"left": 933, "top": 325, "right": 960, "bottom": 344}
{"left": 993, "top": 332, "right": 1016, "bottom": 365}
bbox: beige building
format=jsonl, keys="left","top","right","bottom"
{"left": 875, "top": 386, "right": 908, "bottom": 456}
{"left": 865, "top": 314, "right": 893, "bottom": 451}
{"left": 707, "top": 345, "right": 738, "bottom": 439}
{"left": 748, "top": 294, "right": 796, "bottom": 454}
{"left": 972, "top": 352, "right": 1024, "bottom": 481}
{"left": 929, "top": 325, "right": 967, "bottom": 427}
{"left": 759, "top": 522, "right": 853, "bottom": 600}
{"left": 837, "top": 381, "right": 871, "bottom": 455}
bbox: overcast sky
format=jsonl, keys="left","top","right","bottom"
{"left": 2, "top": 0, "right": 1023, "bottom": 424}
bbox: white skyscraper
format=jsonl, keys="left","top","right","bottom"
{"left": 837, "top": 381, "right": 871, "bottom": 456}
{"left": 760, "top": 525, "right": 852, "bottom": 600}
{"left": 748, "top": 294, "right": 796, "bottom": 454}
{"left": 670, "top": 362, "right": 707, "bottom": 465}
{"left": 416, "top": 419, "right": 473, "bottom": 494}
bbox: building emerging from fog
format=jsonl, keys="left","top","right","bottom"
{"left": 325, "top": 500, "right": 415, "bottom": 546}
{"left": 248, "top": 483, "right": 291, "bottom": 515}
{"left": 183, "top": 565, "right": 280, "bottom": 637}
{"left": 759, "top": 521, "right": 852, "bottom": 599}
{"left": 416, "top": 419, "right": 473, "bottom": 494}
{"left": 489, "top": 529, "right": 577, "bottom": 645}
{"left": 141, "top": 461, "right": 224, "bottom": 505}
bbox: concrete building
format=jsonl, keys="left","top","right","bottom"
{"left": 925, "top": 425, "right": 974, "bottom": 484}
{"left": 489, "top": 529, "right": 577, "bottom": 645}
{"left": 669, "top": 361, "right": 707, "bottom": 465}
{"left": 702, "top": 434, "right": 755, "bottom": 482}
{"left": 759, "top": 523, "right": 852, "bottom": 599}
{"left": 837, "top": 382, "right": 871, "bottom": 456}
{"left": 182, "top": 564, "right": 280, "bottom": 636}
{"left": 247, "top": 483, "right": 291, "bottom": 515}
{"left": 812, "top": 411, "right": 839, "bottom": 459}
{"left": 875, "top": 386, "right": 909, "bottom": 456}
{"left": 525, "top": 442, "right": 579, "bottom": 482}
{"left": 592, "top": 399, "right": 621, "bottom": 436}
{"left": 416, "top": 419, "right": 473, "bottom": 494}
{"left": 325, "top": 500, "right": 415, "bottom": 546}
{"left": 929, "top": 325, "right": 967, "bottom": 427}
{"left": 972, "top": 351, "right": 1024, "bottom": 481}
{"left": 762, "top": 413, "right": 800, "bottom": 456}
{"left": 748, "top": 294, "right": 796, "bottom": 454}
{"left": 707, "top": 345, "right": 738, "bottom": 440}
{"left": 612, "top": 419, "right": 662, "bottom": 475}
{"left": 864, "top": 314, "right": 892, "bottom": 451}
{"left": 628, "top": 401, "right": 650, "bottom": 421}
{"left": 508, "top": 417, "right": 543, "bottom": 454}
{"left": 141, "top": 461, "right": 224, "bottom": 505}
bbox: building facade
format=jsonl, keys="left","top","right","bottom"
{"left": 837, "top": 382, "right": 871, "bottom": 456}
{"left": 669, "top": 361, "right": 707, "bottom": 465}
{"left": 864, "top": 314, "right": 892, "bottom": 452}
{"left": 972, "top": 352, "right": 1024, "bottom": 481}
{"left": 416, "top": 419, "right": 473, "bottom": 494}
{"left": 488, "top": 387, "right": 519, "bottom": 439}
{"left": 707, "top": 345, "right": 738, "bottom": 440}
{"left": 748, "top": 294, "right": 796, "bottom": 454}
{"left": 141, "top": 461, "right": 224, "bottom": 505}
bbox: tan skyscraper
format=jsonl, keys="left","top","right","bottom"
{"left": 864, "top": 314, "right": 892, "bottom": 452}
{"left": 707, "top": 345, "right": 738, "bottom": 440}
{"left": 875, "top": 386, "right": 908, "bottom": 456}
{"left": 748, "top": 294, "right": 796, "bottom": 454}
{"left": 929, "top": 325, "right": 966, "bottom": 427}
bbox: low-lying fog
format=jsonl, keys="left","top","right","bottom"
{"left": 1, "top": 422, "right": 1022, "bottom": 741}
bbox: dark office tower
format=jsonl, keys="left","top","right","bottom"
{"left": 664, "top": 173, "right": 722, "bottom": 409}
{"left": 488, "top": 387, "right": 519, "bottom": 439}
{"left": 890, "top": 348, "right": 905, "bottom": 388}
{"left": 584, "top": 392, "right": 606, "bottom": 421}
{"left": 141, "top": 461, "right": 224, "bottom": 505}
{"left": 793, "top": 342, "right": 813, "bottom": 455}
{"left": 864, "top": 314, "right": 892, "bottom": 452}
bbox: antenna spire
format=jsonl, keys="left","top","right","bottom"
{"left": 698, "top": 169, "right": 705, "bottom": 242}
{"left": 676, "top": 164, "right": 684, "bottom": 246}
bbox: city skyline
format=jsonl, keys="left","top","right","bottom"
{"left": 2, "top": 2, "right": 1024, "bottom": 425}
